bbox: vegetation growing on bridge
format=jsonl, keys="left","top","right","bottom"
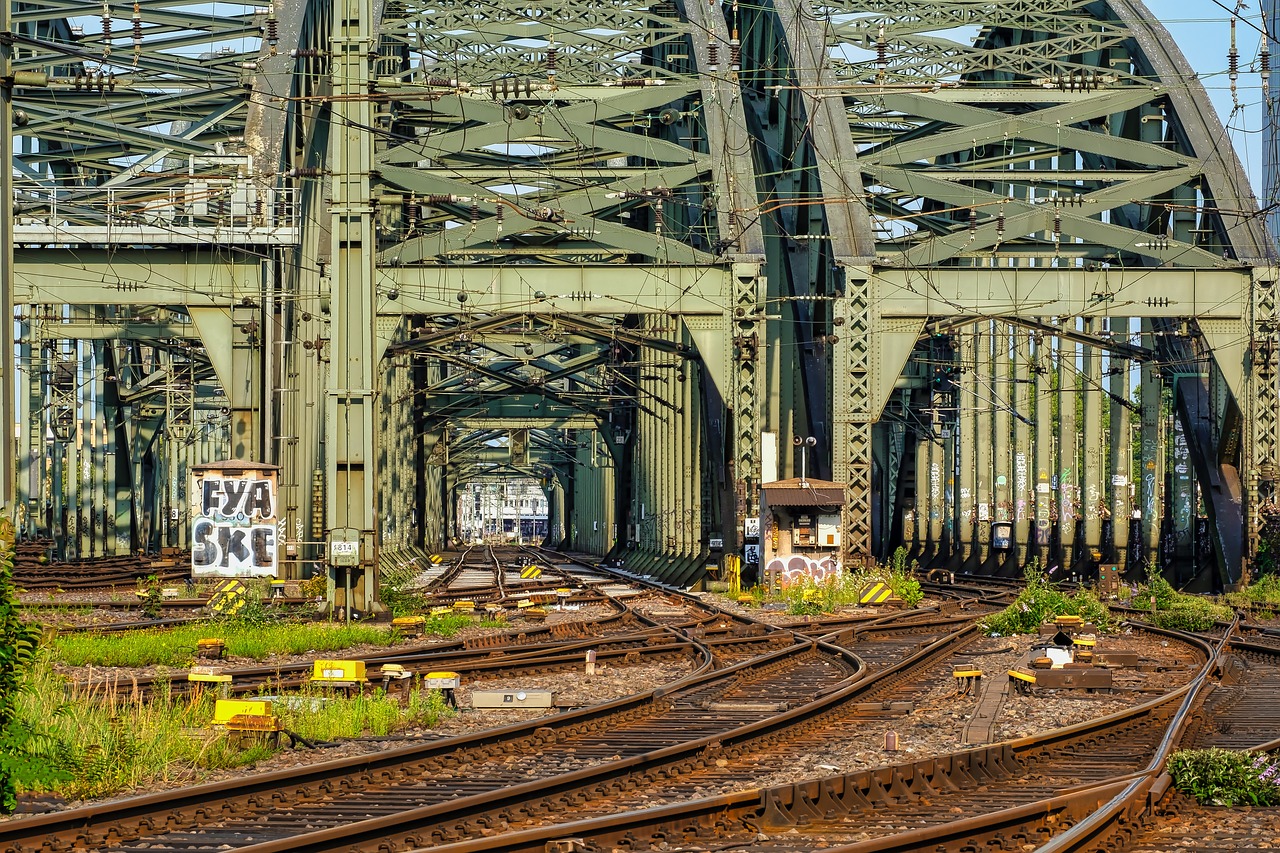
{"left": 980, "top": 563, "right": 1112, "bottom": 636}
{"left": 1134, "top": 567, "right": 1233, "bottom": 632}
{"left": 0, "top": 519, "right": 64, "bottom": 813}
{"left": 1225, "top": 572, "right": 1280, "bottom": 617}
{"left": 54, "top": 621, "right": 403, "bottom": 669}
{"left": 745, "top": 548, "right": 924, "bottom": 615}
{"left": 12, "top": 659, "right": 454, "bottom": 801}
{"left": 1167, "top": 748, "right": 1280, "bottom": 807}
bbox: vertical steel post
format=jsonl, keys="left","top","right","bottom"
{"left": 1013, "top": 330, "right": 1031, "bottom": 566}
{"left": 78, "top": 333, "right": 94, "bottom": 556}
{"left": 1034, "top": 330, "right": 1053, "bottom": 568}
{"left": 1247, "top": 273, "right": 1280, "bottom": 578}
{"left": 958, "top": 325, "right": 977, "bottom": 562}
{"left": 927, "top": 416, "right": 943, "bottom": 551}
{"left": 1139, "top": 320, "right": 1164, "bottom": 570}
{"left": 1058, "top": 339, "right": 1079, "bottom": 569}
{"left": 994, "top": 326, "right": 1012, "bottom": 538}
{"left": 975, "top": 323, "right": 993, "bottom": 563}
{"left": 1109, "top": 332, "right": 1132, "bottom": 572}
{"left": 1082, "top": 328, "right": 1103, "bottom": 560}
{"left": 911, "top": 428, "right": 928, "bottom": 555}
{"left": 325, "top": 0, "right": 379, "bottom": 613}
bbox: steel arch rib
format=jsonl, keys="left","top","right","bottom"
{"left": 1108, "top": 0, "right": 1276, "bottom": 264}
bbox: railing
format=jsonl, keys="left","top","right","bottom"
{"left": 13, "top": 180, "right": 300, "bottom": 245}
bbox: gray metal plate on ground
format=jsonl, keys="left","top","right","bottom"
{"left": 471, "top": 689, "right": 555, "bottom": 709}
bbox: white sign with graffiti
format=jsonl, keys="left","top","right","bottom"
{"left": 765, "top": 554, "right": 842, "bottom": 584}
{"left": 191, "top": 466, "right": 279, "bottom": 577}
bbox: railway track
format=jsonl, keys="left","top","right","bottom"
{"left": 335, "top": 623, "right": 1218, "bottom": 853}
{"left": 0, "top": 558, "right": 1003, "bottom": 853}
{"left": 14, "top": 553, "right": 191, "bottom": 591}
{"left": 1109, "top": 631, "right": 1280, "bottom": 853}
{"left": 14, "top": 545, "right": 1258, "bottom": 853}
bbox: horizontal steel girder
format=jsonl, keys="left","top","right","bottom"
{"left": 19, "top": 255, "right": 1263, "bottom": 323}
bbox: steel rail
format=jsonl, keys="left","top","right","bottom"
{"left": 207, "top": 625, "right": 970, "bottom": 852}
{"left": 0, "top": 623, "right": 739, "bottom": 850}
{"left": 389, "top": 624, "right": 1214, "bottom": 853}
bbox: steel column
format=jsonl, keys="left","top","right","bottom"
{"left": 325, "top": 0, "right": 379, "bottom": 613}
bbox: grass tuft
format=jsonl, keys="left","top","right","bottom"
{"left": 53, "top": 621, "right": 400, "bottom": 668}
{"left": 12, "top": 656, "right": 455, "bottom": 800}
{"left": 981, "top": 563, "right": 1112, "bottom": 635}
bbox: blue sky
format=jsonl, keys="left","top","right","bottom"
{"left": 1166, "top": 2, "right": 1270, "bottom": 196}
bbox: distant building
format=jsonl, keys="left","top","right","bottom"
{"left": 456, "top": 481, "right": 548, "bottom": 544}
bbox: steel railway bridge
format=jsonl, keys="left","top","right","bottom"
{"left": 1, "top": 0, "right": 1277, "bottom": 607}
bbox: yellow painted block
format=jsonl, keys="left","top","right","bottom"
{"left": 425, "top": 671, "right": 460, "bottom": 689}
{"left": 1072, "top": 637, "right": 1096, "bottom": 647}
{"left": 452, "top": 600, "right": 476, "bottom": 613}
{"left": 197, "top": 638, "right": 225, "bottom": 648}
{"left": 516, "top": 599, "right": 535, "bottom": 609}
{"left": 392, "top": 616, "right": 426, "bottom": 634}
{"left": 952, "top": 668, "right": 983, "bottom": 679}
{"left": 188, "top": 666, "right": 232, "bottom": 683}
{"left": 227, "top": 713, "right": 282, "bottom": 732}
{"left": 1008, "top": 669, "right": 1037, "bottom": 684}
{"left": 311, "top": 660, "right": 366, "bottom": 682}
{"left": 213, "top": 699, "right": 272, "bottom": 726}
{"left": 431, "top": 606, "right": 453, "bottom": 616}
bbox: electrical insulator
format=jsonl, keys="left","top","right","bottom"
{"left": 495, "top": 203, "right": 504, "bottom": 228}
{"left": 967, "top": 208, "right": 977, "bottom": 231}
{"left": 267, "top": 6, "right": 279, "bottom": 55}
{"left": 730, "top": 37, "right": 741, "bottom": 71}
{"left": 1262, "top": 30, "right": 1271, "bottom": 104}
{"left": 131, "top": 3, "right": 141, "bottom": 66}
{"left": 101, "top": 4, "right": 113, "bottom": 55}
{"left": 876, "top": 22, "right": 887, "bottom": 83}
{"left": 469, "top": 201, "right": 479, "bottom": 225}
{"left": 654, "top": 199, "right": 663, "bottom": 238}
{"left": 995, "top": 211, "right": 1006, "bottom": 239}
{"left": 1053, "top": 211, "right": 1062, "bottom": 251}
{"left": 707, "top": 40, "right": 719, "bottom": 69}
{"left": 546, "top": 44, "right": 557, "bottom": 85}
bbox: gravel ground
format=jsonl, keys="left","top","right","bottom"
{"left": 1127, "top": 799, "right": 1280, "bottom": 850}
{"left": 626, "top": 629, "right": 1203, "bottom": 800}
{"left": 2, "top": 608, "right": 1214, "bottom": 826}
